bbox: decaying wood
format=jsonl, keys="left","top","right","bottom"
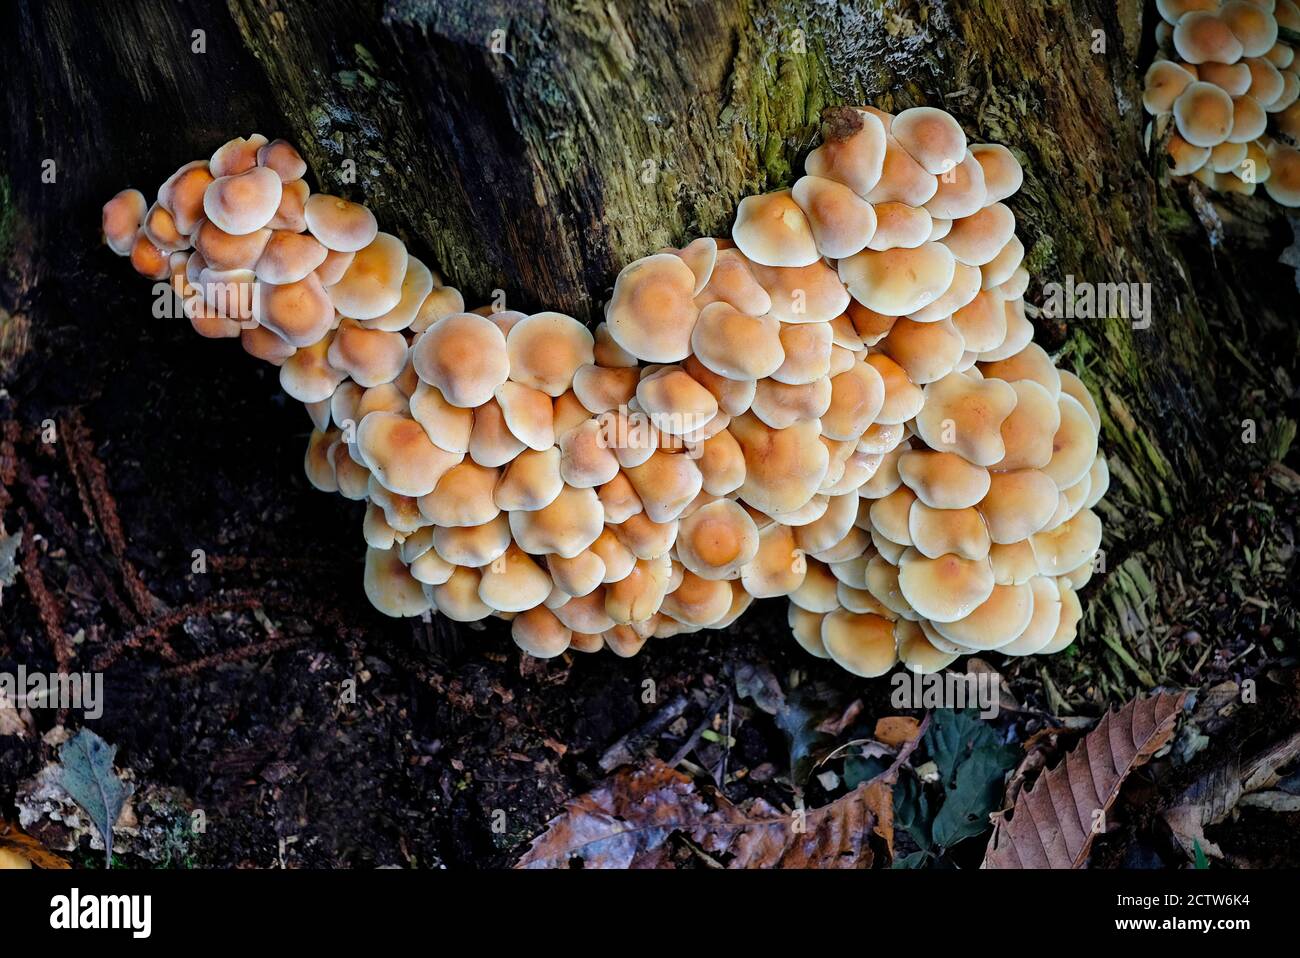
{"left": 1, "top": 0, "right": 1296, "bottom": 674}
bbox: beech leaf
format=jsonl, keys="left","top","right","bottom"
{"left": 516, "top": 759, "right": 893, "bottom": 869}
{"left": 982, "top": 691, "right": 1186, "bottom": 869}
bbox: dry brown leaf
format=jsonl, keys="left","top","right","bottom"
{"left": 874, "top": 716, "right": 921, "bottom": 748}
{"left": 0, "top": 819, "right": 70, "bottom": 869}
{"left": 516, "top": 760, "right": 892, "bottom": 869}
{"left": 982, "top": 691, "right": 1186, "bottom": 869}
{"left": 1162, "top": 728, "right": 1300, "bottom": 860}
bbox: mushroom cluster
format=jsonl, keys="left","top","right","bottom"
{"left": 1143, "top": 0, "right": 1300, "bottom": 204}
{"left": 102, "top": 111, "right": 1107, "bottom": 676}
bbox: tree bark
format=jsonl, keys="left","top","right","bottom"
{"left": 2, "top": 0, "right": 1296, "bottom": 690}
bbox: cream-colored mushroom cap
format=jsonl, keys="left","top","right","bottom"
{"left": 1144, "top": 60, "right": 1197, "bottom": 114}
{"left": 747, "top": 259, "right": 850, "bottom": 324}
{"left": 914, "top": 372, "right": 1019, "bottom": 467}
{"left": 412, "top": 312, "right": 510, "bottom": 408}
{"left": 694, "top": 248, "right": 773, "bottom": 316}
{"left": 327, "top": 232, "right": 408, "bottom": 320}
{"left": 209, "top": 134, "right": 266, "bottom": 177}
{"left": 899, "top": 621, "right": 961, "bottom": 670}
{"left": 408, "top": 381, "right": 473, "bottom": 454}
{"left": 1044, "top": 394, "right": 1100, "bottom": 488}
{"left": 931, "top": 581, "right": 1035, "bottom": 650}
{"left": 1199, "top": 61, "right": 1253, "bottom": 97}
{"left": 662, "top": 571, "right": 734, "bottom": 627}
{"left": 1246, "top": 56, "right": 1286, "bottom": 107}
{"left": 419, "top": 460, "right": 500, "bottom": 527}
{"left": 304, "top": 194, "right": 379, "bottom": 252}
{"left": 690, "top": 302, "right": 785, "bottom": 379}
{"left": 804, "top": 106, "right": 888, "bottom": 197}
{"left": 158, "top": 161, "right": 214, "bottom": 236}
{"left": 897, "top": 548, "right": 995, "bottom": 623}
{"left": 494, "top": 381, "right": 555, "bottom": 451}
{"left": 943, "top": 202, "right": 1017, "bottom": 267}
{"left": 279, "top": 334, "right": 346, "bottom": 403}
{"left": 866, "top": 135, "right": 939, "bottom": 206}
{"left": 681, "top": 355, "right": 756, "bottom": 418}
{"left": 327, "top": 320, "right": 408, "bottom": 388}
{"left": 604, "top": 555, "right": 673, "bottom": 624}
{"left": 511, "top": 606, "right": 573, "bottom": 658}
{"left": 924, "top": 150, "right": 988, "bottom": 220}
{"left": 558, "top": 418, "right": 619, "bottom": 488}
{"left": 838, "top": 243, "right": 956, "bottom": 316}
{"left": 892, "top": 107, "right": 968, "bottom": 175}
{"left": 624, "top": 449, "right": 703, "bottom": 522}
{"left": 868, "top": 201, "right": 933, "bottom": 251}
{"left": 821, "top": 360, "right": 885, "bottom": 441}
{"left": 791, "top": 174, "right": 878, "bottom": 258}
{"left": 364, "top": 546, "right": 431, "bottom": 617}
{"left": 357, "top": 411, "right": 463, "bottom": 498}
{"left": 203, "top": 167, "right": 282, "bottom": 235}
{"left": 769, "top": 321, "right": 832, "bottom": 386}
{"left": 493, "top": 446, "right": 563, "bottom": 512}
{"left": 908, "top": 503, "right": 991, "bottom": 561}
{"left": 1174, "top": 81, "right": 1236, "bottom": 147}
{"left": 1030, "top": 508, "right": 1103, "bottom": 576}
{"left": 102, "top": 189, "right": 148, "bottom": 256}
{"left": 509, "top": 483, "right": 604, "bottom": 558}
{"left": 256, "top": 230, "right": 328, "bottom": 285}
{"left": 739, "top": 522, "right": 805, "bottom": 597}
{"left": 898, "top": 450, "right": 990, "bottom": 509}
{"left": 256, "top": 138, "right": 307, "bottom": 181}
{"left": 964, "top": 146, "right": 1021, "bottom": 210}
{"left": 732, "top": 189, "right": 820, "bottom": 267}
{"left": 820, "top": 610, "right": 899, "bottom": 678}
{"left": 1156, "top": 0, "right": 1220, "bottom": 24}
{"left": 1174, "top": 10, "right": 1246, "bottom": 63}
{"left": 1221, "top": 0, "right": 1279, "bottom": 57}
{"left": 479, "top": 545, "right": 554, "bottom": 613}
{"left": 251, "top": 274, "right": 334, "bottom": 347}
{"left": 431, "top": 566, "right": 492, "bottom": 622}
{"left": 506, "top": 311, "right": 595, "bottom": 396}
{"left": 977, "top": 468, "right": 1060, "bottom": 544}
{"left": 992, "top": 380, "right": 1062, "bottom": 471}
{"left": 1264, "top": 141, "right": 1300, "bottom": 205}
{"left": 865, "top": 353, "right": 925, "bottom": 425}
{"left": 361, "top": 255, "right": 434, "bottom": 332}
{"left": 675, "top": 499, "right": 760, "bottom": 580}
{"left": 731, "top": 412, "right": 829, "bottom": 516}
{"left": 788, "top": 605, "right": 830, "bottom": 658}
{"left": 606, "top": 253, "right": 700, "bottom": 362}
{"left": 432, "top": 514, "right": 511, "bottom": 567}
{"left": 636, "top": 367, "right": 718, "bottom": 437}
{"left": 878, "top": 316, "right": 965, "bottom": 384}
{"left": 194, "top": 219, "right": 272, "bottom": 270}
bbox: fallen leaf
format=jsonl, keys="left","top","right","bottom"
{"left": 0, "top": 819, "right": 70, "bottom": 869}
{"left": 55, "top": 729, "right": 134, "bottom": 868}
{"left": 516, "top": 760, "right": 893, "bottom": 869}
{"left": 875, "top": 716, "right": 921, "bottom": 748}
{"left": 982, "top": 691, "right": 1186, "bottom": 869}
{"left": 1161, "top": 728, "right": 1300, "bottom": 860}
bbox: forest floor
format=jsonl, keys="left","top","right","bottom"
{"left": 1, "top": 189, "right": 1298, "bottom": 869}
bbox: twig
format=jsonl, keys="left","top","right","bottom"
{"left": 62, "top": 411, "right": 159, "bottom": 618}
{"left": 599, "top": 694, "right": 690, "bottom": 772}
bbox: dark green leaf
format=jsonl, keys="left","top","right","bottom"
{"left": 892, "top": 849, "right": 930, "bottom": 869}
{"left": 893, "top": 767, "right": 933, "bottom": 851}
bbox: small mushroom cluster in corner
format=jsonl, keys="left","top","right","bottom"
{"left": 1143, "top": 0, "right": 1300, "bottom": 204}
{"left": 101, "top": 110, "right": 1107, "bottom": 678}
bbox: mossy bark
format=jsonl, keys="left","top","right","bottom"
{"left": 2, "top": 0, "right": 1296, "bottom": 698}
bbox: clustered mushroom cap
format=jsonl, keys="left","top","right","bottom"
{"left": 104, "top": 110, "right": 1107, "bottom": 674}
{"left": 1144, "top": 0, "right": 1300, "bottom": 203}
